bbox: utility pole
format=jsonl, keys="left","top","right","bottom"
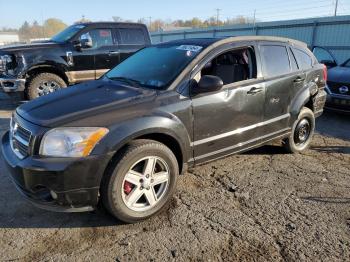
{"left": 334, "top": 0, "right": 339, "bottom": 16}
{"left": 253, "top": 9, "right": 256, "bottom": 31}
{"left": 148, "top": 16, "right": 152, "bottom": 30}
{"left": 215, "top": 8, "right": 222, "bottom": 26}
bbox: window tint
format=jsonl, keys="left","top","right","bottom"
{"left": 80, "top": 29, "right": 113, "bottom": 48}
{"left": 119, "top": 28, "right": 145, "bottom": 45}
{"left": 292, "top": 48, "right": 313, "bottom": 70}
{"left": 199, "top": 47, "right": 256, "bottom": 86}
{"left": 260, "top": 45, "right": 290, "bottom": 77}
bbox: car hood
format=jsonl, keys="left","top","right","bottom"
{"left": 0, "top": 41, "right": 61, "bottom": 53}
{"left": 328, "top": 66, "right": 350, "bottom": 83}
{"left": 16, "top": 79, "right": 157, "bottom": 127}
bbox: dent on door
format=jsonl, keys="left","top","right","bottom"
{"left": 192, "top": 80, "right": 265, "bottom": 163}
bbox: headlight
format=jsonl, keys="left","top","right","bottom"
{"left": 40, "top": 127, "right": 109, "bottom": 157}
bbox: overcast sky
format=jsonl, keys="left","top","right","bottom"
{"left": 1, "top": 0, "right": 349, "bottom": 28}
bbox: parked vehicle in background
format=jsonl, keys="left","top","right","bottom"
{"left": 1, "top": 36, "right": 326, "bottom": 223}
{"left": 0, "top": 22, "right": 151, "bottom": 100}
{"left": 313, "top": 46, "right": 350, "bottom": 113}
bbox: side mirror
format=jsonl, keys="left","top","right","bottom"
{"left": 80, "top": 38, "right": 93, "bottom": 48}
{"left": 193, "top": 75, "right": 224, "bottom": 94}
{"left": 74, "top": 33, "right": 93, "bottom": 50}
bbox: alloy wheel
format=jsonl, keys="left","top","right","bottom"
{"left": 121, "top": 156, "right": 170, "bottom": 212}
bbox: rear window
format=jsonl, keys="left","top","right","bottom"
{"left": 260, "top": 45, "right": 291, "bottom": 77}
{"left": 292, "top": 48, "right": 313, "bottom": 70}
{"left": 119, "top": 28, "right": 146, "bottom": 45}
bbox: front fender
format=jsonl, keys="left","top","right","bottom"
{"left": 19, "top": 52, "right": 69, "bottom": 78}
{"left": 92, "top": 115, "right": 192, "bottom": 164}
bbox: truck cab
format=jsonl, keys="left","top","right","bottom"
{"left": 0, "top": 22, "right": 151, "bottom": 99}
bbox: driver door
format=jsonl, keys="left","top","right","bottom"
{"left": 70, "top": 28, "right": 118, "bottom": 82}
{"left": 191, "top": 44, "right": 266, "bottom": 164}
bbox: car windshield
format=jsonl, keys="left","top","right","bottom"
{"left": 106, "top": 44, "right": 204, "bottom": 90}
{"left": 51, "top": 25, "right": 86, "bottom": 43}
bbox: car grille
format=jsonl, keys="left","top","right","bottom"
{"left": 0, "top": 57, "right": 5, "bottom": 72}
{"left": 10, "top": 118, "right": 32, "bottom": 159}
{"left": 327, "top": 81, "right": 350, "bottom": 96}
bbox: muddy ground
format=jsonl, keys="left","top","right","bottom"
{"left": 0, "top": 92, "right": 349, "bottom": 261}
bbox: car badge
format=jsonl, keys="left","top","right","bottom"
{"left": 339, "top": 86, "right": 349, "bottom": 94}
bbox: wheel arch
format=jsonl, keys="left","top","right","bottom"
{"left": 25, "top": 65, "right": 69, "bottom": 86}
{"left": 104, "top": 130, "right": 188, "bottom": 177}
{"left": 290, "top": 81, "right": 318, "bottom": 121}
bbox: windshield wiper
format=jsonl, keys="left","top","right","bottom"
{"left": 108, "top": 76, "right": 142, "bottom": 88}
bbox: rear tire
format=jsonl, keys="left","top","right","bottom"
{"left": 101, "top": 139, "right": 179, "bottom": 223}
{"left": 283, "top": 107, "right": 315, "bottom": 153}
{"left": 27, "top": 73, "right": 67, "bottom": 100}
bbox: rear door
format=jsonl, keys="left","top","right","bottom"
{"left": 259, "top": 42, "right": 305, "bottom": 137}
{"left": 116, "top": 27, "right": 149, "bottom": 62}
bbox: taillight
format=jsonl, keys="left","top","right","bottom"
{"left": 322, "top": 64, "right": 328, "bottom": 82}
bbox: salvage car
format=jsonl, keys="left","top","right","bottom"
{"left": 313, "top": 46, "right": 350, "bottom": 113}
{"left": 1, "top": 36, "right": 327, "bottom": 223}
{"left": 0, "top": 22, "right": 151, "bottom": 99}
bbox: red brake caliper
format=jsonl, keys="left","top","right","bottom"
{"left": 124, "top": 181, "right": 133, "bottom": 195}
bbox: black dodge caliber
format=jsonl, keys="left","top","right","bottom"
{"left": 1, "top": 36, "right": 326, "bottom": 223}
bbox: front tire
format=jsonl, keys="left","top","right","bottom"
{"left": 27, "top": 73, "right": 67, "bottom": 100}
{"left": 101, "top": 139, "right": 179, "bottom": 223}
{"left": 283, "top": 107, "right": 315, "bottom": 153}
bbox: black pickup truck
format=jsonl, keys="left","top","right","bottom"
{"left": 2, "top": 36, "right": 327, "bottom": 223}
{"left": 0, "top": 22, "right": 151, "bottom": 99}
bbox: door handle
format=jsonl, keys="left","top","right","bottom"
{"left": 294, "top": 77, "right": 305, "bottom": 83}
{"left": 108, "top": 51, "right": 119, "bottom": 56}
{"left": 247, "top": 87, "right": 263, "bottom": 95}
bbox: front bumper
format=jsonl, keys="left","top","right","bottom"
{"left": 0, "top": 76, "right": 25, "bottom": 92}
{"left": 1, "top": 131, "right": 113, "bottom": 212}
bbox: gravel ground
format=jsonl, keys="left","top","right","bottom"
{"left": 0, "top": 92, "right": 349, "bottom": 262}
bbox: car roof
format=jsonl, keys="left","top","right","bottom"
{"left": 156, "top": 36, "right": 307, "bottom": 49}
{"left": 76, "top": 21, "right": 147, "bottom": 28}
{"left": 156, "top": 38, "right": 222, "bottom": 48}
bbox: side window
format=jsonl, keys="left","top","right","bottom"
{"left": 292, "top": 48, "right": 313, "bottom": 70}
{"left": 80, "top": 29, "right": 113, "bottom": 49}
{"left": 260, "top": 45, "right": 290, "bottom": 77}
{"left": 119, "top": 28, "right": 146, "bottom": 45}
{"left": 197, "top": 47, "right": 257, "bottom": 86}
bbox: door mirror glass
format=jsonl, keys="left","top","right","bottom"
{"left": 193, "top": 75, "right": 223, "bottom": 94}
{"left": 313, "top": 47, "right": 337, "bottom": 68}
{"left": 79, "top": 33, "right": 93, "bottom": 48}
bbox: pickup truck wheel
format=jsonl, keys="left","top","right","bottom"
{"left": 283, "top": 107, "right": 315, "bottom": 153}
{"left": 27, "top": 73, "right": 67, "bottom": 100}
{"left": 101, "top": 139, "right": 179, "bottom": 223}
